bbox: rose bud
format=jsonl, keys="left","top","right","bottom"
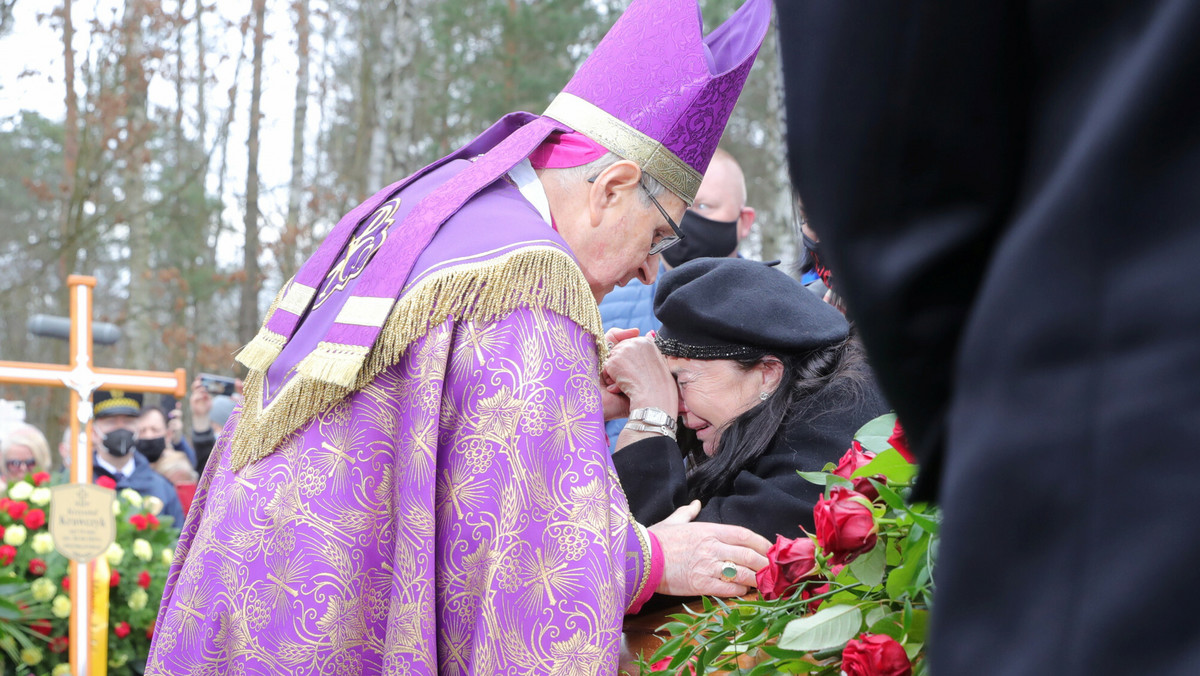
{"left": 110, "top": 570, "right": 120, "bottom": 587}
{"left": 756, "top": 535, "right": 820, "bottom": 600}
{"left": 29, "top": 558, "right": 47, "bottom": 576}
{"left": 841, "top": 633, "right": 912, "bottom": 676}
{"left": 814, "top": 487, "right": 878, "bottom": 565}
{"left": 31, "top": 619, "right": 53, "bottom": 636}
{"left": 138, "top": 571, "right": 152, "bottom": 589}
{"left": 0, "top": 544, "right": 16, "bottom": 566}
{"left": 114, "top": 621, "right": 131, "bottom": 639}
{"left": 832, "top": 441, "right": 876, "bottom": 479}
{"left": 32, "top": 472, "right": 51, "bottom": 487}
{"left": 96, "top": 476, "right": 117, "bottom": 490}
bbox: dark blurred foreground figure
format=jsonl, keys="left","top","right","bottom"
{"left": 777, "top": 2, "right": 1200, "bottom": 674}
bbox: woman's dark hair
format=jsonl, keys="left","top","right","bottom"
{"left": 682, "top": 336, "right": 873, "bottom": 502}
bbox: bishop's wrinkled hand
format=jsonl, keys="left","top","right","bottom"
{"left": 649, "top": 501, "right": 771, "bottom": 597}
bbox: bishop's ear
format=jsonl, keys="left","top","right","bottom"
{"left": 586, "top": 160, "right": 643, "bottom": 225}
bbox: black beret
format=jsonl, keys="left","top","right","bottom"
{"left": 653, "top": 258, "right": 849, "bottom": 359}
{"left": 93, "top": 390, "right": 143, "bottom": 418}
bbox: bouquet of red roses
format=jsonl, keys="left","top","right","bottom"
{"left": 0, "top": 473, "right": 180, "bottom": 676}
{"left": 643, "top": 413, "right": 937, "bottom": 676}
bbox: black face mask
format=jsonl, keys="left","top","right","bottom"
{"left": 102, "top": 428, "right": 137, "bottom": 458}
{"left": 661, "top": 210, "right": 739, "bottom": 268}
{"left": 136, "top": 436, "right": 166, "bottom": 463}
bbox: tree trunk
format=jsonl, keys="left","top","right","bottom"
{"left": 122, "top": 0, "right": 155, "bottom": 367}
{"left": 238, "top": 0, "right": 267, "bottom": 348}
{"left": 283, "top": 0, "right": 310, "bottom": 282}
{"left": 59, "top": 0, "right": 80, "bottom": 281}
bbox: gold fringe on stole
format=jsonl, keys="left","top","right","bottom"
{"left": 234, "top": 283, "right": 289, "bottom": 372}
{"left": 228, "top": 246, "right": 607, "bottom": 471}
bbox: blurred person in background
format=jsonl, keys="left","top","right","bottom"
{"left": 91, "top": 390, "right": 184, "bottom": 526}
{"left": 136, "top": 405, "right": 197, "bottom": 469}
{"left": 1, "top": 423, "right": 52, "bottom": 491}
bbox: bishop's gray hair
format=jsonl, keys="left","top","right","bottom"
{"left": 549, "top": 151, "right": 669, "bottom": 205}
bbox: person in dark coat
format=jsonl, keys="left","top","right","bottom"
{"left": 776, "top": 2, "right": 1200, "bottom": 674}
{"left": 91, "top": 390, "right": 186, "bottom": 527}
{"left": 605, "top": 258, "right": 888, "bottom": 539}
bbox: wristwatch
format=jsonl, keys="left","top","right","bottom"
{"left": 626, "top": 407, "right": 678, "bottom": 441}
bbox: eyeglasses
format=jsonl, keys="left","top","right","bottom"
{"left": 588, "top": 176, "right": 684, "bottom": 255}
{"left": 5, "top": 459, "right": 37, "bottom": 471}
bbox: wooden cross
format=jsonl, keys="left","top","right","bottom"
{"left": 0, "top": 275, "right": 186, "bottom": 676}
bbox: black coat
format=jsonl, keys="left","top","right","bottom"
{"left": 778, "top": 2, "right": 1200, "bottom": 674}
{"left": 614, "top": 378, "right": 888, "bottom": 540}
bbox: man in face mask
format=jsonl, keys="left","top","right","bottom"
{"left": 598, "top": 147, "right": 756, "bottom": 451}
{"left": 660, "top": 147, "right": 756, "bottom": 268}
{"left": 92, "top": 390, "right": 185, "bottom": 527}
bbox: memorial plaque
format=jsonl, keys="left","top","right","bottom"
{"left": 49, "top": 484, "right": 116, "bottom": 562}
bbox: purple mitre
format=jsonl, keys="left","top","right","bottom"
{"left": 545, "top": 0, "right": 771, "bottom": 205}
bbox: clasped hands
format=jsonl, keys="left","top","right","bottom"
{"left": 600, "top": 327, "right": 678, "bottom": 422}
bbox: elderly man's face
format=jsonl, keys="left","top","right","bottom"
{"left": 561, "top": 161, "right": 686, "bottom": 300}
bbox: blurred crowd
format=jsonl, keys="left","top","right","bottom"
{"left": 0, "top": 376, "right": 242, "bottom": 524}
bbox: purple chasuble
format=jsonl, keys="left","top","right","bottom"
{"left": 147, "top": 165, "right": 654, "bottom": 675}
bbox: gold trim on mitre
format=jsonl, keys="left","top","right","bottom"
{"left": 543, "top": 92, "right": 702, "bottom": 205}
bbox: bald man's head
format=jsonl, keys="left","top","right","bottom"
{"left": 661, "top": 148, "right": 757, "bottom": 267}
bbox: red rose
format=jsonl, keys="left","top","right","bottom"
{"left": 50, "top": 635, "right": 69, "bottom": 653}
{"left": 110, "top": 570, "right": 120, "bottom": 587}
{"left": 31, "top": 618, "right": 53, "bottom": 636}
{"left": 147, "top": 513, "right": 160, "bottom": 529}
{"left": 114, "top": 621, "right": 131, "bottom": 639}
{"left": 0, "top": 497, "right": 9, "bottom": 511}
{"left": 887, "top": 421, "right": 916, "bottom": 464}
{"left": 29, "top": 558, "right": 47, "bottom": 576}
{"left": 833, "top": 441, "right": 876, "bottom": 479}
{"left": 649, "top": 657, "right": 696, "bottom": 675}
{"left": 96, "top": 476, "right": 117, "bottom": 490}
{"left": 841, "top": 633, "right": 912, "bottom": 676}
{"left": 7, "top": 501, "right": 27, "bottom": 520}
{"left": 833, "top": 442, "right": 884, "bottom": 501}
{"left": 32, "top": 471, "right": 51, "bottom": 486}
{"left": 62, "top": 575, "right": 70, "bottom": 591}
{"left": 23, "top": 507, "right": 46, "bottom": 530}
{"left": 0, "top": 524, "right": 5, "bottom": 539}
{"left": 756, "top": 535, "right": 820, "bottom": 600}
{"left": 129, "top": 514, "right": 148, "bottom": 530}
{"left": 814, "top": 487, "right": 878, "bottom": 565}
{"left": 146, "top": 625, "right": 154, "bottom": 640}
{"left": 0, "top": 544, "right": 16, "bottom": 566}
{"left": 138, "top": 570, "right": 151, "bottom": 589}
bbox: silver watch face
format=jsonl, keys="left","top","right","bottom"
{"left": 642, "top": 408, "right": 671, "bottom": 426}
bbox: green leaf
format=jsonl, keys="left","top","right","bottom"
{"left": 906, "top": 609, "right": 931, "bottom": 643}
{"left": 905, "top": 641, "right": 924, "bottom": 660}
{"left": 777, "top": 604, "right": 863, "bottom": 652}
{"left": 848, "top": 542, "right": 885, "bottom": 588}
{"left": 867, "top": 613, "right": 904, "bottom": 641}
{"left": 873, "top": 480, "right": 908, "bottom": 511}
{"left": 886, "top": 561, "right": 919, "bottom": 600}
{"left": 864, "top": 605, "right": 889, "bottom": 628}
{"left": 853, "top": 413, "right": 898, "bottom": 454}
{"left": 798, "top": 470, "right": 832, "bottom": 487}
{"left": 906, "top": 509, "right": 940, "bottom": 535}
{"left": 851, "top": 449, "right": 916, "bottom": 483}
{"left": 648, "top": 634, "right": 688, "bottom": 664}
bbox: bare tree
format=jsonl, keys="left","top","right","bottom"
{"left": 237, "top": 0, "right": 267, "bottom": 348}
{"left": 282, "top": 0, "right": 311, "bottom": 282}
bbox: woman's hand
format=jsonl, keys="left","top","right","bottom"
{"left": 603, "top": 336, "right": 678, "bottom": 414}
